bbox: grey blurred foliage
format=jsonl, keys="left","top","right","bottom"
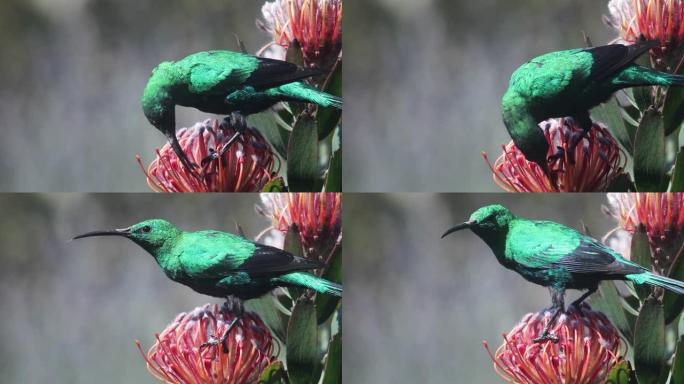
{"left": 345, "top": 0, "right": 615, "bottom": 192}
{"left": 344, "top": 194, "right": 615, "bottom": 383}
{"left": 0, "top": 194, "right": 273, "bottom": 382}
{"left": 0, "top": 0, "right": 270, "bottom": 191}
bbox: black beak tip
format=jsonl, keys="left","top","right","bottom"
{"left": 441, "top": 221, "right": 474, "bottom": 239}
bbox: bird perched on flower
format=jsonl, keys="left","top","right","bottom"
{"left": 142, "top": 50, "right": 343, "bottom": 171}
{"left": 73, "top": 219, "right": 342, "bottom": 350}
{"left": 442, "top": 204, "right": 684, "bottom": 342}
{"left": 503, "top": 39, "right": 684, "bottom": 175}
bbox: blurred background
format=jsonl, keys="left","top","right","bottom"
{"left": 0, "top": 0, "right": 271, "bottom": 191}
{"left": 345, "top": 0, "right": 616, "bottom": 191}
{"left": 344, "top": 193, "right": 616, "bottom": 383}
{"left": 0, "top": 194, "right": 277, "bottom": 382}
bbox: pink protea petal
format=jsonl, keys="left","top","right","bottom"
{"left": 483, "top": 118, "right": 627, "bottom": 193}
{"left": 137, "top": 119, "right": 280, "bottom": 193}
{"left": 484, "top": 305, "right": 626, "bottom": 384}
{"left": 136, "top": 303, "right": 279, "bottom": 384}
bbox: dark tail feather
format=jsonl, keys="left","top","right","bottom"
{"left": 628, "top": 272, "right": 684, "bottom": 294}
{"left": 274, "top": 272, "right": 343, "bottom": 297}
{"left": 665, "top": 72, "right": 684, "bottom": 86}
{"left": 321, "top": 93, "right": 343, "bottom": 109}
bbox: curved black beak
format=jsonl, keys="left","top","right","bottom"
{"left": 441, "top": 221, "right": 475, "bottom": 238}
{"left": 72, "top": 227, "right": 131, "bottom": 240}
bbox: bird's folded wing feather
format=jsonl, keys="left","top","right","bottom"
{"left": 179, "top": 231, "right": 324, "bottom": 278}
{"left": 509, "top": 220, "right": 643, "bottom": 274}
{"left": 585, "top": 40, "right": 659, "bottom": 83}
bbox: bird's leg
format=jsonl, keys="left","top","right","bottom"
{"left": 570, "top": 285, "right": 598, "bottom": 310}
{"left": 534, "top": 287, "right": 565, "bottom": 343}
{"left": 219, "top": 113, "right": 248, "bottom": 158}
{"left": 567, "top": 112, "right": 593, "bottom": 164}
{"left": 167, "top": 133, "right": 199, "bottom": 174}
{"left": 200, "top": 297, "right": 245, "bottom": 354}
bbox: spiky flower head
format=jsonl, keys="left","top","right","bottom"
{"left": 258, "top": 0, "right": 342, "bottom": 68}
{"left": 606, "top": 193, "right": 684, "bottom": 274}
{"left": 137, "top": 119, "right": 280, "bottom": 193}
{"left": 483, "top": 118, "right": 627, "bottom": 192}
{"left": 136, "top": 303, "right": 278, "bottom": 384}
{"left": 484, "top": 304, "right": 625, "bottom": 384}
{"left": 258, "top": 192, "right": 341, "bottom": 261}
{"left": 607, "top": 0, "right": 684, "bottom": 69}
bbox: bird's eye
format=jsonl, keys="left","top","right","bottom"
{"left": 142, "top": 226, "right": 151, "bottom": 233}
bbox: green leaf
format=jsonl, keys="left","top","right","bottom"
{"left": 245, "top": 295, "right": 289, "bottom": 343}
{"left": 592, "top": 97, "right": 633, "bottom": 154}
{"left": 284, "top": 225, "right": 306, "bottom": 300}
{"left": 605, "top": 360, "right": 635, "bottom": 384}
{"left": 259, "top": 361, "right": 288, "bottom": 384}
{"left": 633, "top": 86, "right": 653, "bottom": 112}
{"left": 287, "top": 114, "right": 320, "bottom": 192}
{"left": 671, "top": 147, "right": 684, "bottom": 191}
{"left": 634, "top": 297, "right": 665, "bottom": 384}
{"left": 317, "top": 246, "right": 342, "bottom": 324}
{"left": 317, "top": 60, "right": 342, "bottom": 140}
{"left": 664, "top": 87, "right": 684, "bottom": 136}
{"left": 633, "top": 108, "right": 666, "bottom": 191}
{"left": 672, "top": 336, "right": 684, "bottom": 384}
{"left": 590, "top": 281, "right": 634, "bottom": 343}
{"left": 324, "top": 149, "right": 342, "bottom": 192}
{"left": 248, "top": 112, "right": 288, "bottom": 159}
{"left": 261, "top": 177, "right": 287, "bottom": 192}
{"left": 631, "top": 226, "right": 652, "bottom": 301}
{"left": 664, "top": 246, "right": 684, "bottom": 324}
{"left": 321, "top": 331, "right": 342, "bottom": 384}
{"left": 287, "top": 298, "right": 321, "bottom": 384}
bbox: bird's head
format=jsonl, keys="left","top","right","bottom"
{"left": 441, "top": 204, "right": 514, "bottom": 238}
{"left": 73, "top": 219, "right": 181, "bottom": 254}
{"left": 142, "top": 62, "right": 175, "bottom": 135}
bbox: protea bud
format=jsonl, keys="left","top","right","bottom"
{"left": 137, "top": 118, "right": 280, "bottom": 192}
{"left": 607, "top": 0, "right": 684, "bottom": 70}
{"left": 258, "top": 0, "right": 342, "bottom": 68}
{"left": 606, "top": 192, "right": 684, "bottom": 274}
{"left": 484, "top": 304, "right": 625, "bottom": 384}
{"left": 136, "top": 303, "right": 278, "bottom": 384}
{"left": 483, "top": 118, "right": 627, "bottom": 192}
{"left": 258, "top": 192, "right": 341, "bottom": 261}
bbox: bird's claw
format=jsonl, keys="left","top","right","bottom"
{"left": 548, "top": 146, "right": 565, "bottom": 163}
{"left": 533, "top": 333, "right": 559, "bottom": 344}
{"left": 199, "top": 333, "right": 228, "bottom": 354}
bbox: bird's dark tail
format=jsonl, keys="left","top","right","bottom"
{"left": 274, "top": 272, "right": 343, "bottom": 297}
{"left": 627, "top": 272, "right": 684, "bottom": 295}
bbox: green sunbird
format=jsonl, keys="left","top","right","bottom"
{"left": 73, "top": 219, "right": 342, "bottom": 349}
{"left": 442, "top": 204, "right": 684, "bottom": 342}
{"left": 503, "top": 40, "right": 684, "bottom": 175}
{"left": 142, "top": 50, "right": 343, "bottom": 172}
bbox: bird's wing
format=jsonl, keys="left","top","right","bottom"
{"left": 585, "top": 40, "right": 659, "bottom": 83}
{"left": 245, "top": 56, "right": 325, "bottom": 90}
{"left": 551, "top": 237, "right": 645, "bottom": 275}
{"left": 178, "top": 230, "right": 324, "bottom": 278}
{"left": 187, "top": 51, "right": 324, "bottom": 94}
{"left": 508, "top": 220, "right": 643, "bottom": 275}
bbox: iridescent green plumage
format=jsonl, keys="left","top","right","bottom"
{"left": 142, "top": 50, "right": 343, "bottom": 170}
{"left": 443, "top": 204, "right": 684, "bottom": 342}
{"left": 73, "top": 219, "right": 342, "bottom": 300}
{"left": 503, "top": 40, "right": 684, "bottom": 174}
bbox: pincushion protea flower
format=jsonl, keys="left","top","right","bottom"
{"left": 137, "top": 119, "right": 280, "bottom": 192}
{"left": 136, "top": 303, "right": 278, "bottom": 384}
{"left": 258, "top": 0, "right": 342, "bottom": 68}
{"left": 258, "top": 192, "right": 341, "bottom": 261}
{"left": 483, "top": 118, "right": 627, "bottom": 192}
{"left": 606, "top": 193, "right": 684, "bottom": 274}
{"left": 607, "top": 0, "right": 684, "bottom": 69}
{"left": 484, "top": 304, "right": 625, "bottom": 384}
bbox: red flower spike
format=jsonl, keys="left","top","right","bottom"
{"left": 484, "top": 118, "right": 627, "bottom": 192}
